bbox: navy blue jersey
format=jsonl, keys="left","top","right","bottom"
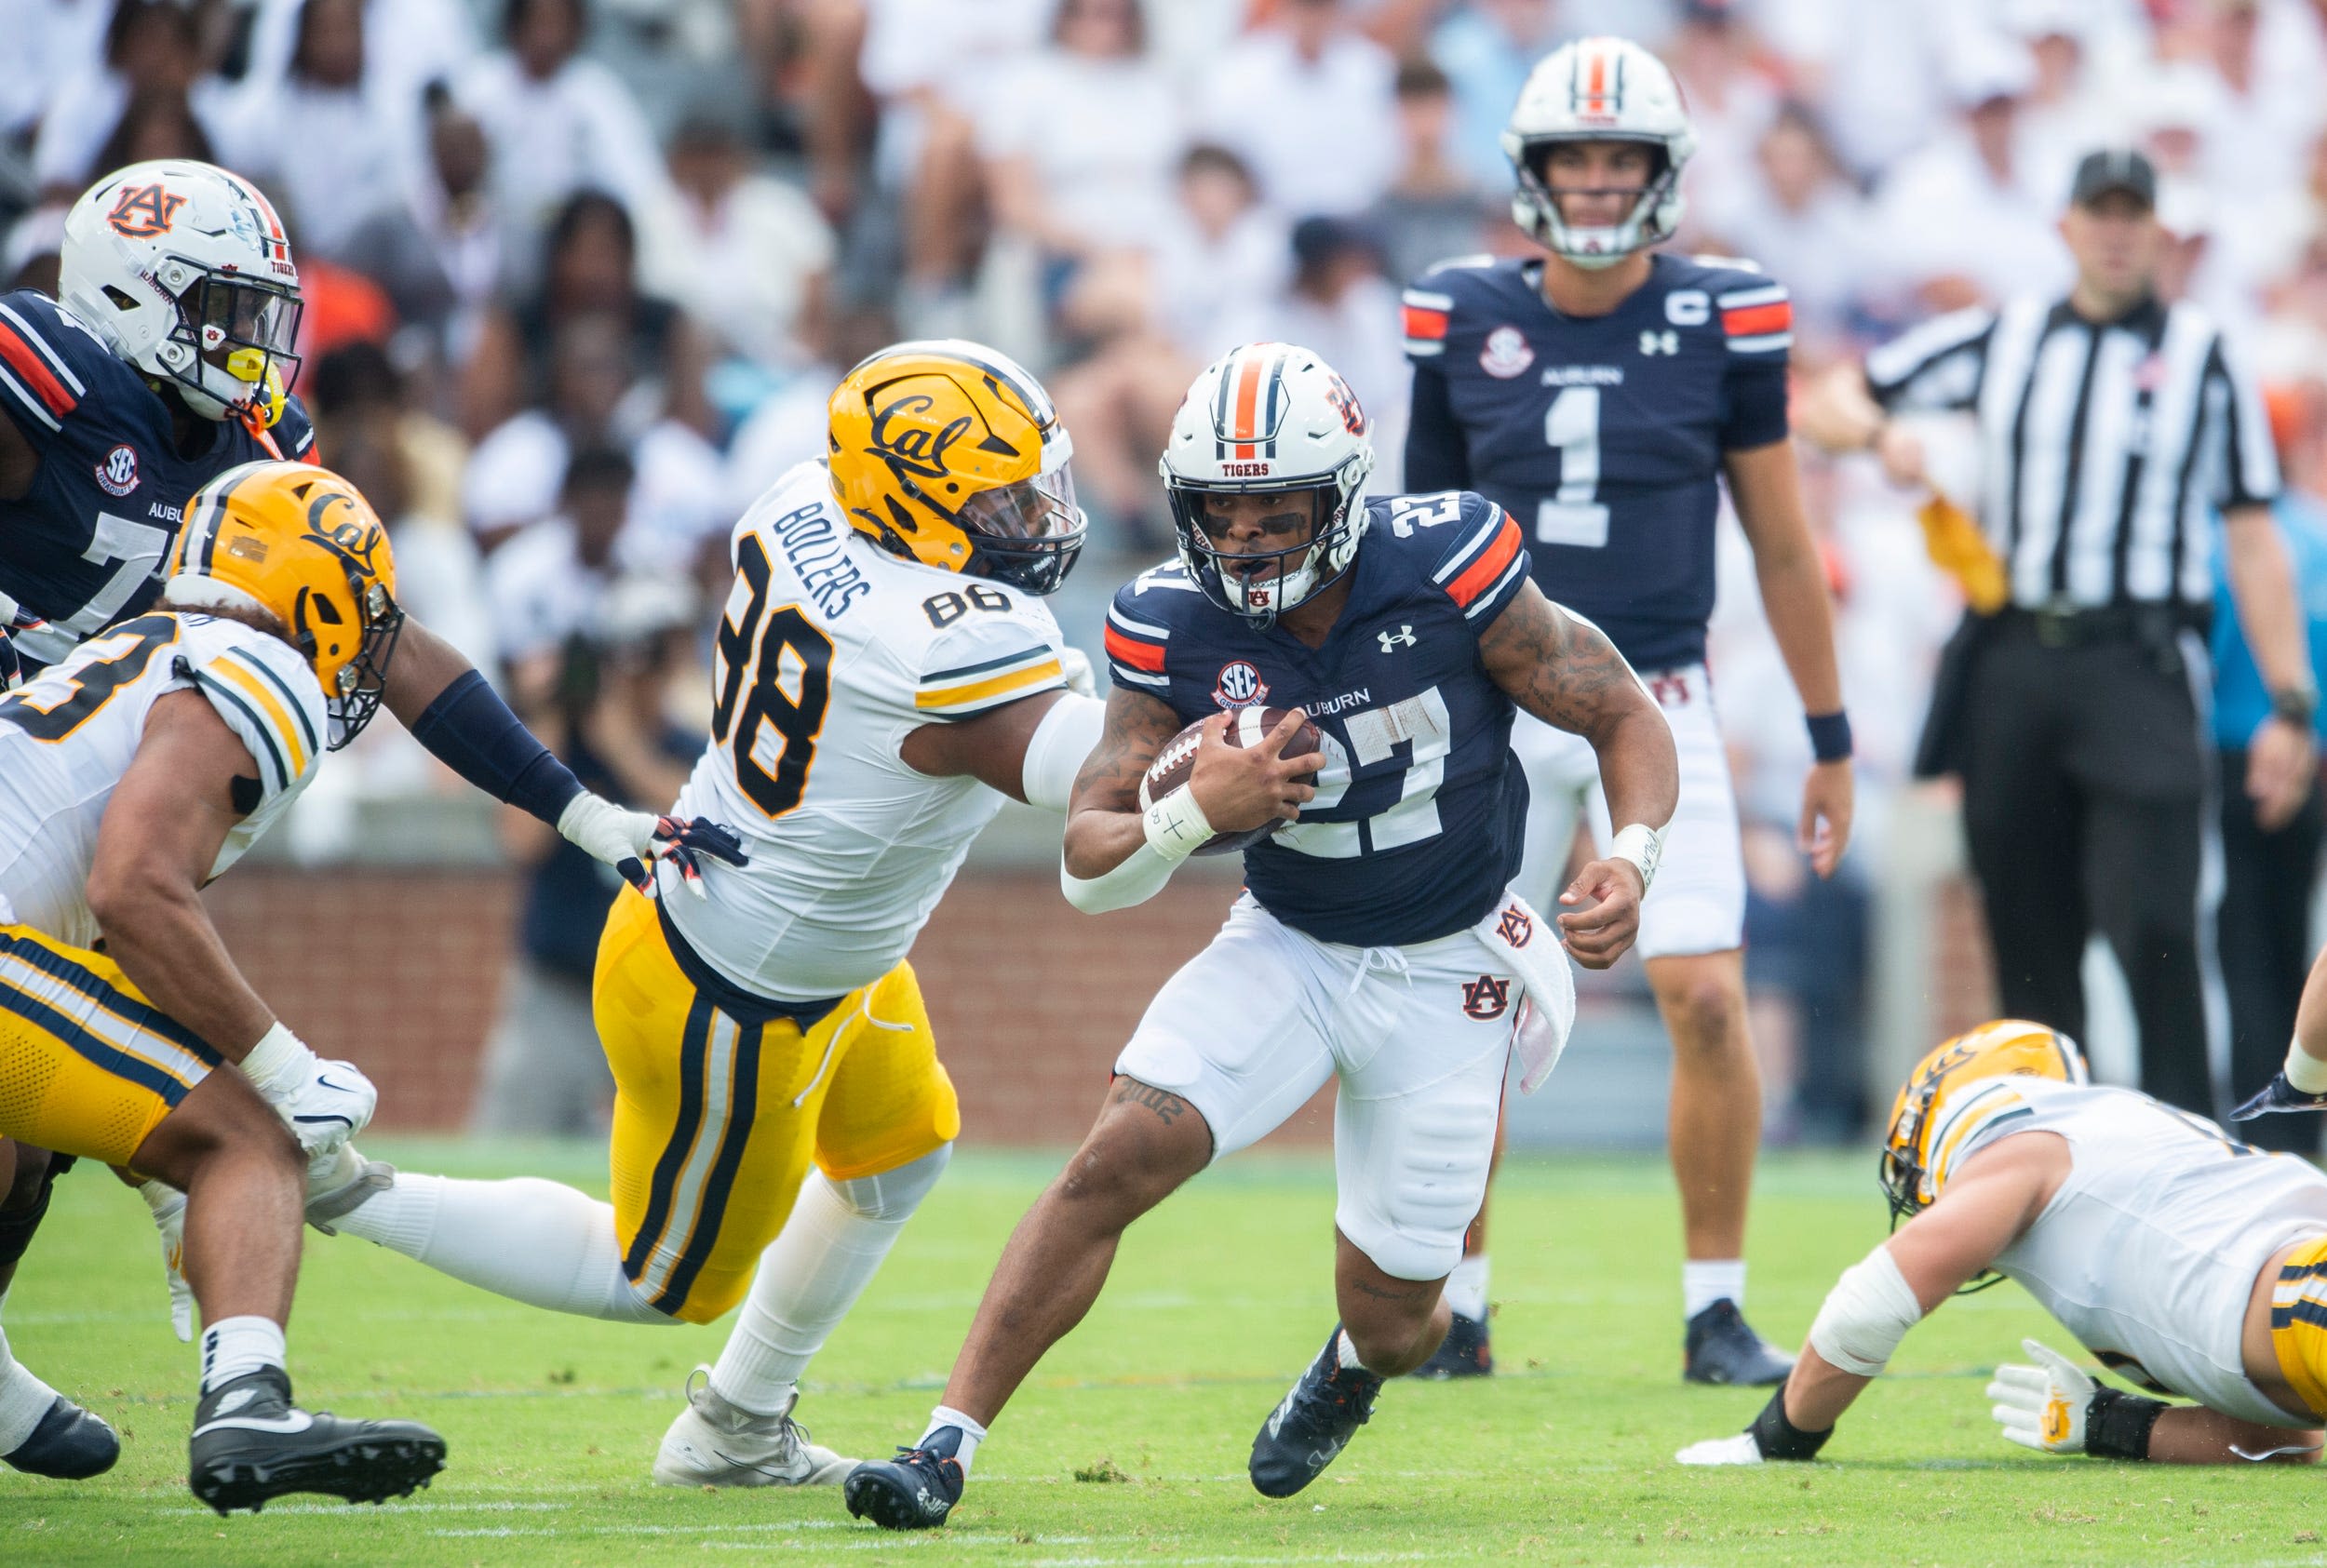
{"left": 1401, "top": 253, "right": 1791, "bottom": 672}
{"left": 0, "top": 289, "right": 316, "bottom": 668}
{"left": 1104, "top": 490, "right": 1533, "bottom": 946}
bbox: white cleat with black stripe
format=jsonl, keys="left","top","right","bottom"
{"left": 187, "top": 1368, "right": 445, "bottom": 1515}
{"left": 652, "top": 1367, "right": 854, "bottom": 1487}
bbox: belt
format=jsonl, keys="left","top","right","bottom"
{"left": 1996, "top": 601, "right": 2210, "bottom": 650}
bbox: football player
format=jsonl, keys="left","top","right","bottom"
{"left": 0, "top": 157, "right": 742, "bottom": 1401}
{"left": 842, "top": 342, "right": 1680, "bottom": 1529}
{"left": 312, "top": 342, "right": 1108, "bottom": 1488}
{"left": 1677, "top": 1020, "right": 2327, "bottom": 1468}
{"left": 0, "top": 460, "right": 446, "bottom": 1509}
{"left": 1400, "top": 36, "right": 1853, "bottom": 1384}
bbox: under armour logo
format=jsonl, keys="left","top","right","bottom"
{"left": 1460, "top": 975, "right": 1512, "bottom": 1020}
{"left": 1639, "top": 329, "right": 1678, "bottom": 355}
{"left": 1378, "top": 624, "right": 1417, "bottom": 652}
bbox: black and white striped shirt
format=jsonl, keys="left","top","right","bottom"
{"left": 1865, "top": 295, "right": 2279, "bottom": 610}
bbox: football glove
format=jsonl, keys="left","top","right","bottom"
{"left": 138, "top": 1179, "right": 195, "bottom": 1343}
{"left": 1987, "top": 1338, "right": 2093, "bottom": 1454}
{"left": 557, "top": 795, "right": 749, "bottom": 897}
{"left": 268, "top": 1057, "right": 379, "bottom": 1158}
{"left": 2230, "top": 1071, "right": 2327, "bottom": 1120}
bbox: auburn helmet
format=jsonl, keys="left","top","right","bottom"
{"left": 1880, "top": 1020, "right": 2088, "bottom": 1223}
{"left": 1501, "top": 37, "right": 1696, "bottom": 269}
{"left": 827, "top": 341, "right": 1085, "bottom": 595}
{"left": 167, "top": 461, "right": 404, "bottom": 746}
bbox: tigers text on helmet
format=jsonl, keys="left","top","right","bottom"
{"left": 827, "top": 340, "right": 1085, "bottom": 596}
{"left": 1880, "top": 1019, "right": 2088, "bottom": 1224}
{"left": 60, "top": 160, "right": 303, "bottom": 426}
{"left": 167, "top": 461, "right": 403, "bottom": 747}
{"left": 1501, "top": 36, "right": 1696, "bottom": 270}
{"left": 1160, "top": 343, "right": 1376, "bottom": 627}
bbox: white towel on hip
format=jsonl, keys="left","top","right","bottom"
{"left": 1472, "top": 891, "right": 1576, "bottom": 1094}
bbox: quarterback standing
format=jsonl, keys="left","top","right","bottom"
{"left": 843, "top": 342, "right": 1678, "bottom": 1529}
{"left": 1681, "top": 1020, "right": 2327, "bottom": 1467}
{"left": 1402, "top": 37, "right": 1852, "bottom": 1383}
{"left": 317, "top": 343, "right": 1108, "bottom": 1488}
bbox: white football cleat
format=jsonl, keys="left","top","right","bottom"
{"left": 304, "top": 1141, "right": 394, "bottom": 1235}
{"left": 652, "top": 1368, "right": 855, "bottom": 1488}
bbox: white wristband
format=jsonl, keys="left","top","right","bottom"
{"left": 1609, "top": 823, "right": 1664, "bottom": 892}
{"left": 2286, "top": 1039, "right": 2327, "bottom": 1095}
{"left": 1140, "top": 785, "right": 1214, "bottom": 864}
{"left": 238, "top": 1020, "right": 316, "bottom": 1098}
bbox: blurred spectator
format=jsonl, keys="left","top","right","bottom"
{"left": 1268, "top": 216, "right": 1406, "bottom": 489}
{"left": 4, "top": 204, "right": 65, "bottom": 293}
{"left": 1150, "top": 143, "right": 1287, "bottom": 363}
{"left": 489, "top": 442, "right": 634, "bottom": 675}
{"left": 470, "top": 570, "right": 699, "bottom": 1135}
{"left": 1365, "top": 57, "right": 1486, "bottom": 290}
{"left": 1428, "top": 0, "right": 1557, "bottom": 194}
{"left": 723, "top": 305, "right": 900, "bottom": 522}
{"left": 1665, "top": 0, "right": 1781, "bottom": 210}
{"left": 306, "top": 340, "right": 473, "bottom": 566}
{"left": 212, "top": 0, "right": 424, "bottom": 261}
{"left": 1696, "top": 103, "right": 1874, "bottom": 359}
{"left": 1195, "top": 0, "right": 1398, "bottom": 220}
{"left": 639, "top": 107, "right": 834, "bottom": 369}
{"left": 0, "top": 0, "right": 113, "bottom": 146}
{"left": 462, "top": 188, "right": 716, "bottom": 442}
{"left": 451, "top": 0, "right": 670, "bottom": 261}
{"left": 239, "top": 0, "right": 476, "bottom": 109}
{"left": 32, "top": 0, "right": 228, "bottom": 198}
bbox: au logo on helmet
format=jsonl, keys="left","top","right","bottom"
{"left": 106, "top": 183, "right": 186, "bottom": 239}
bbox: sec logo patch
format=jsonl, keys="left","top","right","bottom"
{"left": 1213, "top": 660, "right": 1268, "bottom": 709}
{"left": 95, "top": 444, "right": 140, "bottom": 497}
{"left": 1480, "top": 326, "right": 1534, "bottom": 380}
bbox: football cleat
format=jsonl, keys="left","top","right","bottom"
{"left": 3, "top": 1395, "right": 119, "bottom": 1479}
{"left": 652, "top": 1367, "right": 854, "bottom": 1487}
{"left": 842, "top": 1426, "right": 965, "bottom": 1530}
{"left": 187, "top": 1367, "right": 445, "bottom": 1514}
{"left": 304, "top": 1142, "right": 394, "bottom": 1235}
{"left": 1414, "top": 1309, "right": 1493, "bottom": 1380}
{"left": 2231, "top": 1072, "right": 2327, "bottom": 1120}
{"left": 1684, "top": 1300, "right": 1795, "bottom": 1387}
{"left": 1248, "top": 1328, "right": 1382, "bottom": 1497}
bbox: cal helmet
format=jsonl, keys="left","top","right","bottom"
{"left": 167, "top": 461, "right": 403, "bottom": 746}
{"left": 827, "top": 340, "right": 1085, "bottom": 595}
{"left": 1502, "top": 36, "right": 1697, "bottom": 269}
{"left": 1160, "top": 342, "right": 1376, "bottom": 626}
{"left": 1880, "top": 1020, "right": 2088, "bottom": 1223}
{"left": 60, "top": 160, "right": 303, "bottom": 426}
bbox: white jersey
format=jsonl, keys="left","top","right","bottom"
{"left": 1932, "top": 1077, "right": 2327, "bottom": 1427}
{"left": 0, "top": 610, "right": 326, "bottom": 950}
{"left": 665, "top": 461, "right": 1069, "bottom": 1002}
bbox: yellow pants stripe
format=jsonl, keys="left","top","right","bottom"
{"left": 2270, "top": 1233, "right": 2327, "bottom": 1421}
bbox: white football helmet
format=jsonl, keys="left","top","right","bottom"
{"left": 60, "top": 160, "right": 303, "bottom": 424}
{"left": 1502, "top": 37, "right": 1697, "bottom": 269}
{"left": 1160, "top": 343, "right": 1375, "bottom": 626}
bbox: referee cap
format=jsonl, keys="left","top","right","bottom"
{"left": 2069, "top": 147, "right": 2157, "bottom": 210}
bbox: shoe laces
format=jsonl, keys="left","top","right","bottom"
{"left": 1289, "top": 1359, "right": 1378, "bottom": 1431}
{"left": 683, "top": 1369, "right": 805, "bottom": 1459}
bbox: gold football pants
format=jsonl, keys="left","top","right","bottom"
{"left": 594, "top": 888, "right": 960, "bottom": 1323}
{"left": 2270, "top": 1231, "right": 2327, "bottom": 1421}
{"left": 0, "top": 923, "right": 222, "bottom": 1167}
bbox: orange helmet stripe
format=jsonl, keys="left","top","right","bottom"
{"left": 1231, "top": 349, "right": 1267, "bottom": 459}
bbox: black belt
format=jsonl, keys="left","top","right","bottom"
{"left": 1996, "top": 601, "right": 2211, "bottom": 650}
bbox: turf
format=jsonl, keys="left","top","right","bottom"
{"left": 4, "top": 1140, "right": 2320, "bottom": 1567}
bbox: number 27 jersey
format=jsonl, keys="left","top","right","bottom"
{"left": 666, "top": 461, "right": 1070, "bottom": 1004}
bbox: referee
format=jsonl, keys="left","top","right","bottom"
{"left": 1805, "top": 148, "right": 2318, "bottom": 1115}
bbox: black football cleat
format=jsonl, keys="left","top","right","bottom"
{"left": 187, "top": 1368, "right": 445, "bottom": 1515}
{"left": 1414, "top": 1310, "right": 1493, "bottom": 1380}
{"left": 843, "top": 1426, "right": 964, "bottom": 1531}
{"left": 1248, "top": 1328, "right": 1382, "bottom": 1497}
{"left": 1683, "top": 1299, "right": 1795, "bottom": 1387}
{"left": 3, "top": 1395, "right": 119, "bottom": 1479}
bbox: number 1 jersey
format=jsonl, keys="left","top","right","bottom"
{"left": 1401, "top": 254, "right": 1791, "bottom": 673}
{"left": 666, "top": 460, "right": 1071, "bottom": 1004}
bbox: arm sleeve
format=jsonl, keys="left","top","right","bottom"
{"left": 1431, "top": 492, "right": 1531, "bottom": 625}
{"left": 182, "top": 629, "right": 328, "bottom": 809}
{"left": 2208, "top": 333, "right": 2281, "bottom": 510}
{"left": 914, "top": 606, "right": 1069, "bottom": 721}
{"left": 1863, "top": 306, "right": 1997, "bottom": 414}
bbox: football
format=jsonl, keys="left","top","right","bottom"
{"left": 1137, "top": 705, "right": 1325, "bottom": 856}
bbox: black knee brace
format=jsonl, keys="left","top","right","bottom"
{"left": 0, "top": 1151, "right": 75, "bottom": 1270}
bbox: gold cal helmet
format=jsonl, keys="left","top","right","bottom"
{"left": 167, "top": 460, "right": 405, "bottom": 746}
{"left": 827, "top": 340, "right": 1086, "bottom": 594}
{"left": 1880, "top": 1019, "right": 2088, "bottom": 1221}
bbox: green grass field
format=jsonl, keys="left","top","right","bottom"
{"left": 4, "top": 1139, "right": 2321, "bottom": 1567}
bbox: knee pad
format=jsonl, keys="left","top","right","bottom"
{"left": 829, "top": 1143, "right": 951, "bottom": 1223}
{"left": 0, "top": 1152, "right": 73, "bottom": 1270}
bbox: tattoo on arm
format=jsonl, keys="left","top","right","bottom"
{"left": 1111, "top": 1079, "right": 1187, "bottom": 1125}
{"left": 1476, "top": 582, "right": 1643, "bottom": 742}
{"left": 1071, "top": 689, "right": 1182, "bottom": 813}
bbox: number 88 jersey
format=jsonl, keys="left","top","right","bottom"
{"left": 664, "top": 461, "right": 1071, "bottom": 1004}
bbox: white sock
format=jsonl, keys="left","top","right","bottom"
{"left": 1335, "top": 1328, "right": 1365, "bottom": 1369}
{"left": 198, "top": 1316, "right": 286, "bottom": 1394}
{"left": 2288, "top": 1039, "right": 2327, "bottom": 1094}
{"left": 1444, "top": 1253, "right": 1490, "bottom": 1321}
{"left": 334, "top": 1173, "right": 666, "bottom": 1323}
{"left": 708, "top": 1156, "right": 939, "bottom": 1417}
{"left": 0, "top": 1318, "right": 60, "bottom": 1453}
{"left": 1683, "top": 1259, "right": 1747, "bottom": 1320}
{"left": 921, "top": 1404, "right": 986, "bottom": 1475}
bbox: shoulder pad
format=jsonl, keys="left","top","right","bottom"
{"left": 0, "top": 291, "right": 107, "bottom": 436}
{"left": 270, "top": 395, "right": 318, "bottom": 461}
{"left": 1103, "top": 563, "right": 1195, "bottom": 693}
{"left": 1372, "top": 491, "right": 1529, "bottom": 622}
{"left": 180, "top": 616, "right": 328, "bottom": 800}
{"left": 912, "top": 593, "right": 1065, "bottom": 720}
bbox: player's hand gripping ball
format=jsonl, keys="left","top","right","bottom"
{"left": 1139, "top": 706, "right": 1324, "bottom": 856}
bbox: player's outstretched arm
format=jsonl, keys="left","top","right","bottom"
{"left": 899, "top": 690, "right": 1107, "bottom": 810}
{"left": 382, "top": 618, "right": 746, "bottom": 891}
